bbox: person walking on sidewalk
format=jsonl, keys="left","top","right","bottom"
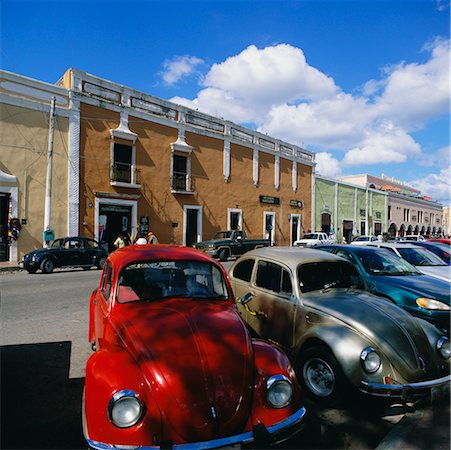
{"left": 147, "top": 231, "right": 159, "bottom": 244}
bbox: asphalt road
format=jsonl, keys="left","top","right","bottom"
{"left": 0, "top": 267, "right": 447, "bottom": 449}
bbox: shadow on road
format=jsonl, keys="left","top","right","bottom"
{"left": 1, "top": 341, "right": 85, "bottom": 449}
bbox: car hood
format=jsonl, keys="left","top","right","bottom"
{"left": 416, "top": 266, "right": 451, "bottom": 283}
{"left": 373, "top": 274, "right": 451, "bottom": 304}
{"left": 117, "top": 299, "right": 253, "bottom": 441}
{"left": 302, "top": 289, "right": 435, "bottom": 379}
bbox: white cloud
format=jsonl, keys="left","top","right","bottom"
{"left": 161, "top": 55, "right": 204, "bottom": 85}
{"left": 315, "top": 152, "right": 343, "bottom": 178}
{"left": 169, "top": 39, "right": 450, "bottom": 187}
{"left": 408, "top": 166, "right": 451, "bottom": 205}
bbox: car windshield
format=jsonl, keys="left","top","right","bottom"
{"left": 297, "top": 261, "right": 363, "bottom": 293}
{"left": 117, "top": 260, "right": 229, "bottom": 303}
{"left": 357, "top": 249, "right": 420, "bottom": 275}
{"left": 214, "top": 231, "right": 232, "bottom": 239}
{"left": 397, "top": 247, "right": 447, "bottom": 267}
{"left": 51, "top": 239, "right": 64, "bottom": 248}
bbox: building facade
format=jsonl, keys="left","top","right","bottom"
{"left": 0, "top": 71, "right": 71, "bottom": 262}
{"left": 340, "top": 174, "right": 444, "bottom": 237}
{"left": 1, "top": 69, "right": 315, "bottom": 260}
{"left": 314, "top": 175, "right": 388, "bottom": 243}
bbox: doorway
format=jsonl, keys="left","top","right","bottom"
{"left": 342, "top": 220, "right": 353, "bottom": 244}
{"left": 184, "top": 206, "right": 202, "bottom": 247}
{"left": 264, "top": 212, "right": 275, "bottom": 245}
{"left": 0, "top": 194, "right": 10, "bottom": 261}
{"left": 290, "top": 214, "right": 301, "bottom": 245}
{"left": 321, "top": 213, "right": 331, "bottom": 234}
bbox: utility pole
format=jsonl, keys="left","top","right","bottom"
{"left": 43, "top": 96, "right": 56, "bottom": 247}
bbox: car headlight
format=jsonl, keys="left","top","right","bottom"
{"left": 416, "top": 298, "right": 450, "bottom": 310}
{"left": 266, "top": 375, "right": 293, "bottom": 408}
{"left": 437, "top": 337, "right": 451, "bottom": 360}
{"left": 31, "top": 254, "right": 37, "bottom": 262}
{"left": 108, "top": 390, "right": 144, "bottom": 428}
{"left": 360, "top": 347, "right": 381, "bottom": 373}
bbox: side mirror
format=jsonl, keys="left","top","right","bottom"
{"left": 238, "top": 291, "right": 255, "bottom": 305}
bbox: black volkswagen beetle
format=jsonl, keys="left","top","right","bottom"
{"left": 20, "top": 236, "right": 108, "bottom": 274}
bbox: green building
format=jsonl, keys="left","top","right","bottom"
{"left": 313, "top": 175, "right": 388, "bottom": 243}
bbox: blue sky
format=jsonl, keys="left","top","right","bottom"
{"left": 2, "top": 0, "right": 450, "bottom": 203}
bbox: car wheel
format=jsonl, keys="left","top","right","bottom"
{"left": 218, "top": 248, "right": 229, "bottom": 262}
{"left": 97, "top": 257, "right": 106, "bottom": 269}
{"left": 40, "top": 258, "right": 54, "bottom": 274}
{"left": 26, "top": 268, "right": 38, "bottom": 274}
{"left": 297, "top": 346, "right": 346, "bottom": 405}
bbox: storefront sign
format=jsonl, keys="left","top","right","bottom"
{"left": 259, "top": 195, "right": 280, "bottom": 205}
{"left": 289, "top": 200, "right": 303, "bottom": 209}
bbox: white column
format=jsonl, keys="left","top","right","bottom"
{"left": 292, "top": 160, "right": 297, "bottom": 192}
{"left": 253, "top": 148, "right": 259, "bottom": 186}
{"left": 68, "top": 89, "right": 80, "bottom": 237}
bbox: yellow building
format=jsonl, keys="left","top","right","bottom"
{"left": 1, "top": 68, "right": 315, "bottom": 260}
{"left": 0, "top": 71, "right": 71, "bottom": 261}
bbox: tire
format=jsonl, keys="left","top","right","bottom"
{"left": 218, "top": 248, "right": 229, "bottom": 262}
{"left": 26, "top": 268, "right": 38, "bottom": 274}
{"left": 40, "top": 258, "right": 54, "bottom": 274}
{"left": 296, "top": 346, "right": 345, "bottom": 405}
{"left": 97, "top": 257, "right": 106, "bottom": 270}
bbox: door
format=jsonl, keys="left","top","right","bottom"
{"left": 291, "top": 214, "right": 300, "bottom": 245}
{"left": 228, "top": 208, "right": 242, "bottom": 230}
{"left": 343, "top": 220, "right": 353, "bottom": 244}
{"left": 264, "top": 212, "right": 275, "bottom": 245}
{"left": 0, "top": 194, "right": 9, "bottom": 261}
{"left": 185, "top": 206, "right": 202, "bottom": 247}
{"left": 321, "top": 213, "right": 331, "bottom": 234}
{"left": 99, "top": 204, "right": 132, "bottom": 251}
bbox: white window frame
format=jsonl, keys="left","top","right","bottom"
{"left": 183, "top": 205, "right": 202, "bottom": 246}
{"left": 289, "top": 213, "right": 301, "bottom": 246}
{"left": 110, "top": 140, "right": 140, "bottom": 188}
{"left": 95, "top": 197, "right": 138, "bottom": 243}
{"left": 263, "top": 211, "right": 276, "bottom": 244}
{"left": 171, "top": 153, "right": 193, "bottom": 194}
{"left": 228, "top": 208, "right": 243, "bottom": 230}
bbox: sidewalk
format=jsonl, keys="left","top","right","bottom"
{"left": 0, "top": 260, "right": 21, "bottom": 272}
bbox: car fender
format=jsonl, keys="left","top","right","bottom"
{"left": 296, "top": 324, "right": 380, "bottom": 386}
{"left": 246, "top": 339, "right": 303, "bottom": 429}
{"left": 84, "top": 346, "right": 162, "bottom": 446}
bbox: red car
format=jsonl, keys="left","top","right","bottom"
{"left": 83, "top": 245, "right": 307, "bottom": 449}
{"left": 428, "top": 238, "right": 451, "bottom": 245}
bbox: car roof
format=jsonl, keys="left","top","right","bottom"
{"left": 240, "top": 246, "right": 344, "bottom": 264}
{"left": 108, "top": 244, "right": 220, "bottom": 272}
{"left": 372, "top": 242, "right": 420, "bottom": 249}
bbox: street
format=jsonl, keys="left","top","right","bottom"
{"left": 0, "top": 267, "right": 448, "bottom": 449}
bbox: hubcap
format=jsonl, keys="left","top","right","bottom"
{"left": 303, "top": 357, "right": 335, "bottom": 397}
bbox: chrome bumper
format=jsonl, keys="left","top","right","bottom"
{"left": 86, "top": 406, "right": 306, "bottom": 450}
{"left": 360, "top": 374, "right": 451, "bottom": 400}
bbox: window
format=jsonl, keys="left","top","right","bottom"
{"left": 256, "top": 260, "right": 292, "bottom": 294}
{"left": 110, "top": 142, "right": 140, "bottom": 187}
{"left": 171, "top": 154, "right": 193, "bottom": 192}
{"left": 233, "top": 259, "right": 255, "bottom": 282}
{"left": 101, "top": 264, "right": 113, "bottom": 302}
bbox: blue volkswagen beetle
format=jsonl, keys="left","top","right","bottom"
{"left": 316, "top": 245, "right": 450, "bottom": 335}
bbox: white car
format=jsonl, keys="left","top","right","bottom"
{"left": 350, "top": 235, "right": 380, "bottom": 245}
{"left": 294, "top": 232, "right": 336, "bottom": 247}
{"left": 399, "top": 235, "right": 426, "bottom": 242}
{"left": 368, "top": 242, "right": 451, "bottom": 282}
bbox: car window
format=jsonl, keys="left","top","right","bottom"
{"left": 65, "top": 239, "right": 81, "bottom": 249}
{"left": 336, "top": 249, "right": 357, "bottom": 264}
{"left": 101, "top": 264, "right": 113, "bottom": 302}
{"left": 255, "top": 260, "right": 292, "bottom": 295}
{"left": 85, "top": 239, "right": 99, "bottom": 249}
{"left": 232, "top": 259, "right": 255, "bottom": 282}
{"left": 117, "top": 260, "right": 228, "bottom": 303}
{"left": 51, "top": 239, "right": 63, "bottom": 248}
{"left": 297, "top": 261, "right": 362, "bottom": 293}
{"left": 397, "top": 247, "right": 446, "bottom": 267}
{"left": 357, "top": 249, "right": 419, "bottom": 275}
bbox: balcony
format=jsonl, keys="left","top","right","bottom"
{"left": 111, "top": 162, "right": 141, "bottom": 188}
{"left": 171, "top": 172, "right": 195, "bottom": 194}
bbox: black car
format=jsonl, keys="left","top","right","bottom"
{"left": 20, "top": 237, "right": 108, "bottom": 274}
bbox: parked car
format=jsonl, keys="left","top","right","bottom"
{"left": 294, "top": 232, "right": 335, "bottom": 247}
{"left": 428, "top": 238, "right": 451, "bottom": 245}
{"left": 19, "top": 236, "right": 108, "bottom": 274}
{"left": 404, "top": 241, "right": 451, "bottom": 265}
{"left": 84, "top": 245, "right": 308, "bottom": 449}
{"left": 193, "top": 230, "right": 270, "bottom": 261}
{"left": 228, "top": 247, "right": 450, "bottom": 405}
{"left": 368, "top": 242, "right": 451, "bottom": 282}
{"left": 316, "top": 244, "right": 450, "bottom": 334}
{"left": 399, "top": 235, "right": 426, "bottom": 242}
{"left": 350, "top": 235, "right": 380, "bottom": 245}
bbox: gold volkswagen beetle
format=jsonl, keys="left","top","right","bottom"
{"left": 229, "top": 247, "right": 450, "bottom": 405}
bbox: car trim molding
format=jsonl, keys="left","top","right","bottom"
{"left": 86, "top": 406, "right": 306, "bottom": 450}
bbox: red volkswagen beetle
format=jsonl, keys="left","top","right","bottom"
{"left": 83, "top": 245, "right": 307, "bottom": 449}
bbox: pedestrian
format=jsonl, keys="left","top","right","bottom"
{"left": 135, "top": 235, "right": 147, "bottom": 245}
{"left": 113, "top": 233, "right": 126, "bottom": 249}
{"left": 147, "top": 231, "right": 159, "bottom": 244}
